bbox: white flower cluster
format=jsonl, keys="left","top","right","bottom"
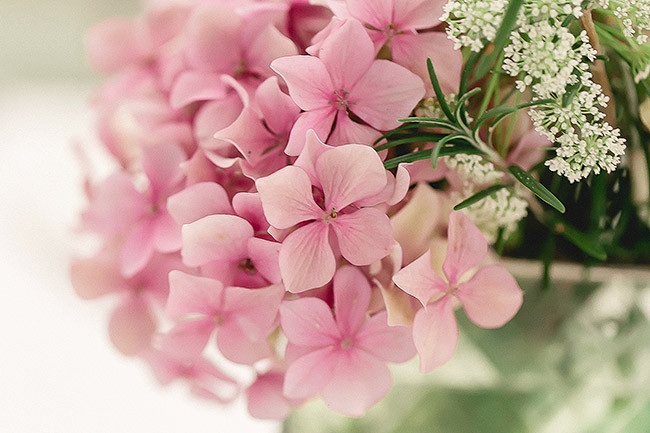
{"left": 604, "top": 0, "right": 650, "bottom": 44}
{"left": 445, "top": 154, "right": 529, "bottom": 242}
{"left": 503, "top": 23, "right": 596, "bottom": 96}
{"left": 441, "top": 0, "right": 511, "bottom": 52}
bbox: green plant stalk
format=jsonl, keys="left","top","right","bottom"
{"left": 477, "top": 54, "right": 505, "bottom": 118}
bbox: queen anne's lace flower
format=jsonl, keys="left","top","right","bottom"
{"left": 441, "top": 0, "right": 511, "bottom": 51}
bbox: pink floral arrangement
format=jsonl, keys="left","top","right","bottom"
{"left": 73, "top": 0, "right": 650, "bottom": 420}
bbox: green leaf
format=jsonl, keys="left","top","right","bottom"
{"left": 431, "top": 133, "right": 466, "bottom": 168}
{"left": 554, "top": 220, "right": 608, "bottom": 260}
{"left": 508, "top": 165, "right": 566, "bottom": 213}
{"left": 454, "top": 88, "right": 482, "bottom": 123}
{"left": 383, "top": 145, "right": 482, "bottom": 169}
{"left": 474, "top": 106, "right": 518, "bottom": 130}
{"left": 397, "top": 117, "right": 458, "bottom": 130}
{"left": 373, "top": 124, "right": 423, "bottom": 145}
{"left": 427, "top": 58, "right": 455, "bottom": 121}
{"left": 375, "top": 134, "right": 447, "bottom": 151}
{"left": 473, "top": 0, "right": 525, "bottom": 78}
{"left": 453, "top": 184, "right": 509, "bottom": 210}
{"left": 460, "top": 49, "right": 483, "bottom": 95}
{"left": 562, "top": 83, "right": 581, "bottom": 107}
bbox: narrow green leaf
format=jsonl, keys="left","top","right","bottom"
{"left": 508, "top": 165, "right": 566, "bottom": 213}
{"left": 383, "top": 145, "right": 483, "bottom": 169}
{"left": 460, "top": 49, "right": 482, "bottom": 95}
{"left": 397, "top": 117, "right": 458, "bottom": 130}
{"left": 427, "top": 58, "right": 455, "bottom": 121}
{"left": 373, "top": 124, "right": 423, "bottom": 145}
{"left": 375, "top": 134, "right": 446, "bottom": 151}
{"left": 431, "top": 133, "right": 465, "bottom": 168}
{"left": 453, "top": 184, "right": 509, "bottom": 210}
{"left": 473, "top": 0, "right": 525, "bottom": 78}
{"left": 554, "top": 221, "right": 608, "bottom": 260}
{"left": 454, "top": 87, "right": 482, "bottom": 122}
{"left": 474, "top": 106, "right": 517, "bottom": 130}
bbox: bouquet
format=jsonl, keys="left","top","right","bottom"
{"left": 72, "top": 0, "right": 650, "bottom": 421}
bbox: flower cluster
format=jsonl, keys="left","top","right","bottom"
{"left": 74, "top": 0, "right": 525, "bottom": 420}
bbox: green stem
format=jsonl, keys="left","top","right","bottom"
{"left": 477, "top": 54, "right": 504, "bottom": 118}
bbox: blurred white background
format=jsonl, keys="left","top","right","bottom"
{"left": 0, "top": 2, "right": 278, "bottom": 432}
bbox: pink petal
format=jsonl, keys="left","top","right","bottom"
{"left": 195, "top": 92, "right": 245, "bottom": 149}
{"left": 152, "top": 210, "right": 182, "bottom": 253}
{"left": 346, "top": 0, "right": 393, "bottom": 30}
{"left": 279, "top": 222, "right": 336, "bottom": 293}
{"left": 293, "top": 129, "right": 333, "bottom": 187}
{"left": 333, "top": 265, "right": 371, "bottom": 336}
{"left": 85, "top": 18, "right": 146, "bottom": 73}
{"left": 166, "top": 270, "right": 224, "bottom": 318}
{"left": 158, "top": 319, "right": 215, "bottom": 361}
{"left": 507, "top": 128, "right": 549, "bottom": 171}
{"left": 109, "top": 295, "right": 157, "bottom": 356}
{"left": 169, "top": 71, "right": 229, "bottom": 109}
{"left": 318, "top": 18, "right": 375, "bottom": 90}
{"left": 216, "top": 321, "right": 273, "bottom": 365}
{"left": 443, "top": 211, "right": 488, "bottom": 285}
{"left": 412, "top": 297, "right": 458, "bottom": 373}
{"left": 119, "top": 219, "right": 156, "bottom": 278}
{"left": 284, "top": 108, "right": 336, "bottom": 156}
{"left": 232, "top": 192, "right": 269, "bottom": 233}
{"left": 247, "top": 238, "right": 282, "bottom": 284}
{"left": 316, "top": 144, "right": 387, "bottom": 211}
{"left": 255, "top": 166, "right": 322, "bottom": 230}
{"left": 247, "top": 372, "right": 292, "bottom": 420}
{"left": 181, "top": 214, "right": 253, "bottom": 267}
{"left": 142, "top": 142, "right": 186, "bottom": 202}
{"left": 255, "top": 77, "right": 300, "bottom": 136}
{"left": 283, "top": 346, "right": 338, "bottom": 399}
{"left": 270, "top": 55, "right": 334, "bottom": 111}
{"left": 393, "top": 0, "right": 446, "bottom": 30}
{"left": 392, "top": 249, "right": 446, "bottom": 307}
{"left": 189, "top": 358, "right": 240, "bottom": 403}
{"left": 214, "top": 106, "right": 275, "bottom": 167}
{"left": 391, "top": 32, "right": 461, "bottom": 96}
{"left": 320, "top": 349, "right": 392, "bottom": 417}
{"left": 328, "top": 113, "right": 382, "bottom": 146}
{"left": 166, "top": 182, "right": 234, "bottom": 226}
{"left": 330, "top": 208, "right": 393, "bottom": 266}
{"left": 356, "top": 311, "right": 416, "bottom": 363}
{"left": 70, "top": 250, "right": 126, "bottom": 300}
{"left": 246, "top": 24, "right": 299, "bottom": 78}
{"left": 223, "top": 284, "right": 285, "bottom": 340}
{"left": 280, "top": 298, "right": 340, "bottom": 347}
{"left": 185, "top": 5, "right": 242, "bottom": 72}
{"left": 350, "top": 59, "right": 425, "bottom": 130}
{"left": 457, "top": 265, "right": 524, "bottom": 328}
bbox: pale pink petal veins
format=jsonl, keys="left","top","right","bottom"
{"left": 333, "top": 266, "right": 372, "bottom": 336}
{"left": 166, "top": 270, "right": 224, "bottom": 318}
{"left": 316, "top": 144, "right": 387, "bottom": 211}
{"left": 232, "top": 192, "right": 269, "bottom": 233}
{"left": 293, "top": 129, "right": 333, "bottom": 187}
{"left": 167, "top": 182, "right": 233, "bottom": 226}
{"left": 457, "top": 264, "right": 524, "bottom": 329}
{"left": 443, "top": 211, "right": 488, "bottom": 285}
{"left": 320, "top": 349, "right": 392, "bottom": 417}
{"left": 327, "top": 113, "right": 382, "bottom": 147}
{"left": 284, "top": 108, "right": 335, "bottom": 156}
{"left": 280, "top": 298, "right": 340, "bottom": 347}
{"left": 392, "top": 249, "right": 446, "bottom": 307}
{"left": 350, "top": 59, "right": 425, "bottom": 131}
{"left": 356, "top": 311, "right": 416, "bottom": 363}
{"left": 255, "top": 166, "right": 322, "bottom": 230}
{"left": 109, "top": 295, "right": 157, "bottom": 356}
{"left": 158, "top": 318, "right": 215, "bottom": 361}
{"left": 283, "top": 346, "right": 338, "bottom": 399}
{"left": 247, "top": 238, "right": 282, "bottom": 284}
{"left": 317, "top": 18, "right": 375, "bottom": 90}
{"left": 345, "top": 0, "right": 394, "bottom": 30}
{"left": 330, "top": 208, "right": 393, "bottom": 266}
{"left": 255, "top": 76, "right": 300, "bottom": 136}
{"left": 214, "top": 106, "right": 275, "bottom": 166}
{"left": 412, "top": 297, "right": 458, "bottom": 373}
{"left": 181, "top": 214, "right": 253, "bottom": 267}
{"left": 393, "top": 0, "right": 446, "bottom": 30}
{"left": 270, "top": 55, "right": 334, "bottom": 111}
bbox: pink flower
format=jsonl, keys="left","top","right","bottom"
{"left": 271, "top": 18, "right": 424, "bottom": 155}
{"left": 256, "top": 143, "right": 394, "bottom": 293}
{"left": 280, "top": 266, "right": 415, "bottom": 417}
{"left": 392, "top": 211, "right": 524, "bottom": 372}
{"left": 320, "top": 0, "right": 461, "bottom": 96}
{"left": 160, "top": 271, "right": 284, "bottom": 365}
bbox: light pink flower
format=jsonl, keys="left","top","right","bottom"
{"left": 160, "top": 271, "right": 284, "bottom": 365}
{"left": 393, "top": 211, "right": 524, "bottom": 372}
{"left": 256, "top": 144, "right": 394, "bottom": 293}
{"left": 271, "top": 18, "right": 424, "bottom": 155}
{"left": 280, "top": 266, "right": 415, "bottom": 417}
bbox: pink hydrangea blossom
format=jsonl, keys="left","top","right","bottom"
{"left": 280, "top": 266, "right": 415, "bottom": 416}
{"left": 393, "top": 211, "right": 524, "bottom": 372}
